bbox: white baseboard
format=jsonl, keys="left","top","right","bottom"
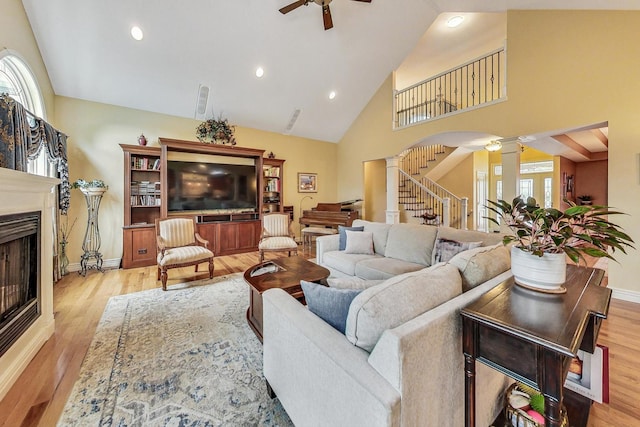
{"left": 610, "top": 287, "right": 640, "bottom": 304}
{"left": 67, "top": 258, "right": 121, "bottom": 272}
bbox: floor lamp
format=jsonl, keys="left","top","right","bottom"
{"left": 298, "top": 195, "right": 314, "bottom": 243}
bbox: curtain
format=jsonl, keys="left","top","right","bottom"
{"left": 0, "top": 93, "right": 70, "bottom": 213}
{"left": 0, "top": 93, "right": 71, "bottom": 281}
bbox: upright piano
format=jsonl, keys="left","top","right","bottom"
{"left": 299, "top": 200, "right": 360, "bottom": 229}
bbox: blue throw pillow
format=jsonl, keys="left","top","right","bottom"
{"left": 301, "top": 280, "right": 362, "bottom": 334}
{"left": 338, "top": 225, "right": 365, "bottom": 250}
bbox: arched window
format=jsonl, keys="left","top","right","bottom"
{"left": 0, "top": 50, "right": 45, "bottom": 118}
{"left": 0, "top": 50, "right": 48, "bottom": 175}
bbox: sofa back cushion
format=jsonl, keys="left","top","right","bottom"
{"left": 384, "top": 224, "right": 438, "bottom": 266}
{"left": 448, "top": 244, "right": 511, "bottom": 292}
{"left": 345, "top": 263, "right": 462, "bottom": 352}
{"left": 352, "top": 219, "right": 392, "bottom": 255}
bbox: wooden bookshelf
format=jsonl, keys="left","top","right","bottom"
{"left": 120, "top": 144, "right": 161, "bottom": 268}
{"left": 262, "top": 158, "right": 285, "bottom": 214}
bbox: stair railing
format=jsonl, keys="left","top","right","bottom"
{"left": 398, "top": 170, "right": 468, "bottom": 229}
{"left": 399, "top": 144, "right": 445, "bottom": 176}
{"left": 394, "top": 47, "right": 506, "bottom": 128}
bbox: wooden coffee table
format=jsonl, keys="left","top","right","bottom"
{"left": 244, "top": 256, "right": 330, "bottom": 342}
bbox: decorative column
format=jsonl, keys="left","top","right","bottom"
{"left": 385, "top": 156, "right": 400, "bottom": 224}
{"left": 79, "top": 187, "right": 107, "bottom": 276}
{"left": 500, "top": 141, "right": 521, "bottom": 234}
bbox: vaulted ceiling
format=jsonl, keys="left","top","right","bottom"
{"left": 21, "top": 1, "right": 640, "bottom": 143}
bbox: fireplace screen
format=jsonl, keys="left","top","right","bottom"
{"left": 0, "top": 211, "right": 40, "bottom": 357}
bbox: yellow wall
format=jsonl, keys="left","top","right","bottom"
{"left": 363, "top": 159, "right": 387, "bottom": 222}
{"left": 338, "top": 10, "right": 640, "bottom": 293}
{"left": 54, "top": 96, "right": 337, "bottom": 263}
{"left": 437, "top": 154, "right": 474, "bottom": 229}
{"left": 1, "top": 0, "right": 55, "bottom": 119}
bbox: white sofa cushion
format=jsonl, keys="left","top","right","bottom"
{"left": 448, "top": 244, "right": 511, "bottom": 292}
{"left": 384, "top": 224, "right": 438, "bottom": 266}
{"left": 345, "top": 263, "right": 462, "bottom": 352}
{"left": 354, "top": 257, "right": 425, "bottom": 280}
{"left": 322, "top": 251, "right": 381, "bottom": 276}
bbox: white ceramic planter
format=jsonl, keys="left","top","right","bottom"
{"left": 510, "top": 246, "right": 567, "bottom": 292}
{"left": 80, "top": 187, "right": 108, "bottom": 196}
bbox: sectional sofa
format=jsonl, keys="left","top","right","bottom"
{"left": 262, "top": 220, "right": 513, "bottom": 426}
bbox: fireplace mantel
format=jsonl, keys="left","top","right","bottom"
{"left": 0, "top": 167, "right": 59, "bottom": 400}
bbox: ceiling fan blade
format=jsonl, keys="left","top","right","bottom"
{"left": 350, "top": 0, "right": 372, "bottom": 2}
{"left": 279, "top": 0, "right": 307, "bottom": 14}
{"left": 323, "top": 4, "right": 333, "bottom": 30}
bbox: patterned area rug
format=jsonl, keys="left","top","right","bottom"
{"left": 58, "top": 274, "right": 293, "bottom": 426}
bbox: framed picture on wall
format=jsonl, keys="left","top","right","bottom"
{"left": 298, "top": 173, "right": 317, "bottom": 193}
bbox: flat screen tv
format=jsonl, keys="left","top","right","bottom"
{"left": 166, "top": 160, "right": 258, "bottom": 213}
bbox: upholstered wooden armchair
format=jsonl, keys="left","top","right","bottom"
{"left": 155, "top": 217, "right": 214, "bottom": 291}
{"left": 258, "top": 213, "right": 298, "bottom": 262}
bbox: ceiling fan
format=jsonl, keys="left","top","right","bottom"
{"left": 279, "top": 0, "right": 372, "bottom": 31}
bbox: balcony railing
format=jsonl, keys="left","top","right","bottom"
{"left": 394, "top": 47, "right": 506, "bottom": 128}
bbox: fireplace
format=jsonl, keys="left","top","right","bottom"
{"left": 0, "top": 168, "right": 57, "bottom": 400}
{"left": 0, "top": 211, "right": 40, "bottom": 357}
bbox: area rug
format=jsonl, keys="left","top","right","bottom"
{"left": 58, "top": 273, "right": 293, "bottom": 426}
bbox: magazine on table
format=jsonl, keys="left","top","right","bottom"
{"left": 564, "top": 344, "right": 609, "bottom": 404}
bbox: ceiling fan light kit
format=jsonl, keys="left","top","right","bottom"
{"left": 279, "top": 0, "right": 372, "bottom": 31}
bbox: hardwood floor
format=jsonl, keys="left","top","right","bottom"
{"left": 0, "top": 251, "right": 638, "bottom": 426}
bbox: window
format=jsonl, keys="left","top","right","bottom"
{"left": 544, "top": 178, "right": 553, "bottom": 208}
{"left": 519, "top": 179, "right": 534, "bottom": 200}
{"left": 0, "top": 51, "right": 45, "bottom": 118}
{"left": 493, "top": 160, "right": 554, "bottom": 176}
{"left": 0, "top": 50, "right": 49, "bottom": 175}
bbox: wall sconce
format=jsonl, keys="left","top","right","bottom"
{"left": 485, "top": 140, "right": 502, "bottom": 152}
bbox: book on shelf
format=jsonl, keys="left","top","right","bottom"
{"left": 264, "top": 166, "right": 280, "bottom": 177}
{"left": 265, "top": 179, "right": 280, "bottom": 192}
{"left": 131, "top": 156, "right": 160, "bottom": 170}
{"left": 130, "top": 180, "right": 161, "bottom": 206}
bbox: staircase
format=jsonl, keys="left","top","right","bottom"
{"left": 398, "top": 145, "right": 468, "bottom": 229}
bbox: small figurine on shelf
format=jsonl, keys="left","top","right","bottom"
{"left": 268, "top": 151, "right": 275, "bottom": 159}
{"left": 138, "top": 133, "right": 148, "bottom": 146}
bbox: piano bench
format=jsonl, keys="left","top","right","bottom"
{"left": 302, "top": 227, "right": 338, "bottom": 250}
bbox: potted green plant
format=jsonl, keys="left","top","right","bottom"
{"left": 196, "top": 116, "right": 237, "bottom": 145}
{"left": 486, "top": 197, "right": 634, "bottom": 292}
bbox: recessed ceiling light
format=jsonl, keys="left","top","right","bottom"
{"left": 255, "top": 67, "right": 264, "bottom": 78}
{"left": 446, "top": 16, "right": 464, "bottom": 28}
{"left": 131, "top": 26, "right": 144, "bottom": 41}
{"left": 328, "top": 91, "right": 336, "bottom": 100}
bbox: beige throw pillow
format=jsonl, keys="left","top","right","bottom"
{"left": 344, "top": 230, "right": 374, "bottom": 255}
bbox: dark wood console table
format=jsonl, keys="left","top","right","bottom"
{"left": 461, "top": 265, "right": 610, "bottom": 427}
